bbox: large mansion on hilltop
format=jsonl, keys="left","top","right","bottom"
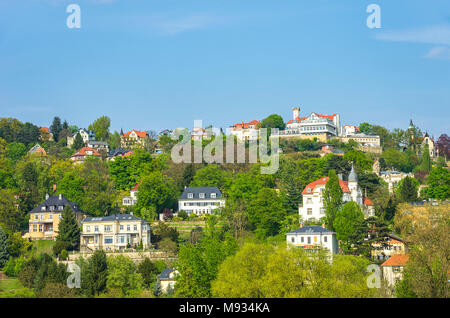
{"left": 299, "top": 165, "right": 375, "bottom": 221}
{"left": 272, "top": 107, "right": 341, "bottom": 142}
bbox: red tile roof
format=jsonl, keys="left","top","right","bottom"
{"left": 39, "top": 126, "right": 49, "bottom": 132}
{"left": 232, "top": 120, "right": 261, "bottom": 130}
{"left": 381, "top": 254, "right": 409, "bottom": 267}
{"left": 363, "top": 197, "right": 373, "bottom": 206}
{"left": 302, "top": 177, "right": 350, "bottom": 194}
{"left": 315, "top": 113, "right": 337, "bottom": 121}
{"left": 131, "top": 182, "right": 140, "bottom": 192}
{"left": 72, "top": 147, "right": 101, "bottom": 157}
{"left": 123, "top": 130, "right": 148, "bottom": 138}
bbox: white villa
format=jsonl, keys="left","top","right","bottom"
{"left": 122, "top": 183, "right": 139, "bottom": 206}
{"left": 178, "top": 187, "right": 225, "bottom": 215}
{"left": 80, "top": 213, "right": 151, "bottom": 252}
{"left": 299, "top": 165, "right": 375, "bottom": 222}
{"left": 286, "top": 225, "right": 339, "bottom": 254}
{"left": 229, "top": 120, "right": 260, "bottom": 142}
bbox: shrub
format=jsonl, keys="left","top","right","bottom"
{"left": 60, "top": 249, "right": 68, "bottom": 260}
{"left": 52, "top": 241, "right": 69, "bottom": 257}
{"left": 178, "top": 210, "right": 188, "bottom": 220}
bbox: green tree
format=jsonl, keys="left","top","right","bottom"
{"left": 246, "top": 188, "right": 286, "bottom": 239}
{"left": 71, "top": 133, "right": 85, "bottom": 150}
{"left": 261, "top": 114, "right": 285, "bottom": 131}
{"left": 420, "top": 144, "right": 432, "bottom": 172}
{"left": 359, "top": 122, "right": 373, "bottom": 134}
{"left": 106, "top": 255, "right": 143, "bottom": 296}
{"left": 189, "top": 164, "right": 232, "bottom": 190}
{"left": 6, "top": 142, "right": 27, "bottom": 162}
{"left": 55, "top": 206, "right": 80, "bottom": 251}
{"left": 0, "top": 226, "right": 10, "bottom": 267}
{"left": 0, "top": 189, "right": 24, "bottom": 233}
{"left": 343, "top": 150, "right": 373, "bottom": 171}
{"left": 80, "top": 250, "right": 108, "bottom": 296}
{"left": 135, "top": 171, "right": 177, "bottom": 214}
{"left": 334, "top": 201, "right": 364, "bottom": 252}
{"left": 50, "top": 117, "right": 62, "bottom": 141}
{"left": 396, "top": 176, "right": 419, "bottom": 202}
{"left": 174, "top": 234, "right": 238, "bottom": 298}
{"left": 323, "top": 170, "right": 343, "bottom": 231}
{"left": 425, "top": 167, "right": 450, "bottom": 200}
{"left": 88, "top": 116, "right": 111, "bottom": 141}
{"left": 137, "top": 258, "right": 159, "bottom": 288}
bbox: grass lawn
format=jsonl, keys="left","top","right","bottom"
{"left": 165, "top": 221, "right": 206, "bottom": 241}
{"left": 30, "top": 239, "right": 56, "bottom": 257}
{"left": 0, "top": 278, "right": 23, "bottom": 293}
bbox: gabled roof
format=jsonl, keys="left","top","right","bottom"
{"left": 72, "top": 147, "right": 101, "bottom": 157}
{"left": 123, "top": 130, "right": 148, "bottom": 138}
{"left": 108, "top": 147, "right": 130, "bottom": 157}
{"left": 131, "top": 182, "right": 140, "bottom": 192}
{"left": 302, "top": 177, "right": 350, "bottom": 194}
{"left": 180, "top": 187, "right": 223, "bottom": 200}
{"left": 82, "top": 213, "right": 146, "bottom": 223}
{"left": 30, "top": 194, "right": 86, "bottom": 214}
{"left": 159, "top": 268, "right": 178, "bottom": 281}
{"left": 287, "top": 226, "right": 335, "bottom": 235}
{"left": 381, "top": 254, "right": 409, "bottom": 267}
{"left": 231, "top": 120, "right": 261, "bottom": 130}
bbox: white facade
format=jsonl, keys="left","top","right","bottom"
{"left": 229, "top": 120, "right": 260, "bottom": 142}
{"left": 299, "top": 166, "right": 374, "bottom": 222}
{"left": 67, "top": 128, "right": 95, "bottom": 148}
{"left": 286, "top": 226, "right": 339, "bottom": 254}
{"left": 178, "top": 187, "right": 225, "bottom": 215}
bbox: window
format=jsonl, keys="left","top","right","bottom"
{"left": 49, "top": 214, "right": 53, "bottom": 220}
{"left": 324, "top": 236, "right": 328, "bottom": 243}
{"left": 41, "top": 206, "right": 46, "bottom": 211}
{"left": 33, "top": 225, "right": 37, "bottom": 232}
{"left": 291, "top": 237, "right": 295, "bottom": 243}
{"left": 187, "top": 193, "right": 193, "bottom": 199}
{"left": 58, "top": 206, "right": 64, "bottom": 211}
{"left": 211, "top": 193, "right": 216, "bottom": 199}
{"left": 86, "top": 226, "right": 90, "bottom": 233}
{"left": 40, "top": 214, "right": 44, "bottom": 220}
{"left": 306, "top": 198, "right": 312, "bottom": 204}
{"left": 134, "top": 225, "right": 137, "bottom": 231}
{"left": 393, "top": 266, "right": 401, "bottom": 273}
{"left": 127, "top": 225, "right": 130, "bottom": 231}
{"left": 104, "top": 237, "right": 113, "bottom": 244}
{"left": 120, "top": 225, "right": 124, "bottom": 231}
{"left": 39, "top": 225, "right": 43, "bottom": 232}
{"left": 307, "top": 208, "right": 312, "bottom": 215}
{"left": 307, "top": 237, "right": 311, "bottom": 244}
{"left": 301, "top": 237, "right": 304, "bottom": 243}
{"left": 199, "top": 193, "right": 205, "bottom": 199}
{"left": 94, "top": 226, "right": 99, "bottom": 232}
{"left": 104, "top": 225, "right": 112, "bottom": 232}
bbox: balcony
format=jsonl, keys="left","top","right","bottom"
{"left": 30, "top": 219, "right": 54, "bottom": 224}
{"left": 44, "top": 231, "right": 54, "bottom": 236}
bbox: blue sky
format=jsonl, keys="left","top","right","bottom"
{"left": 0, "top": 0, "right": 449, "bottom": 137}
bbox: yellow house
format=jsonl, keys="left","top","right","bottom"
{"left": 80, "top": 213, "right": 151, "bottom": 252}
{"left": 371, "top": 234, "right": 407, "bottom": 262}
{"left": 26, "top": 194, "right": 88, "bottom": 241}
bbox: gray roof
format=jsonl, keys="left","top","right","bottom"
{"left": 287, "top": 226, "right": 335, "bottom": 235}
{"left": 81, "top": 213, "right": 146, "bottom": 223}
{"left": 108, "top": 147, "right": 130, "bottom": 157}
{"left": 180, "top": 187, "right": 222, "bottom": 200}
{"left": 159, "top": 268, "right": 177, "bottom": 281}
{"left": 348, "top": 164, "right": 358, "bottom": 182}
{"left": 30, "top": 194, "right": 85, "bottom": 214}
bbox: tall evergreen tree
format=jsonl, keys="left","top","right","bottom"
{"left": 0, "top": 226, "right": 10, "bottom": 267}
{"left": 72, "top": 133, "right": 84, "bottom": 150}
{"left": 397, "top": 176, "right": 418, "bottom": 203}
{"left": 56, "top": 206, "right": 80, "bottom": 251}
{"left": 420, "top": 143, "right": 432, "bottom": 172}
{"left": 50, "top": 116, "right": 62, "bottom": 142}
{"left": 81, "top": 250, "right": 108, "bottom": 296}
{"left": 323, "top": 169, "right": 343, "bottom": 231}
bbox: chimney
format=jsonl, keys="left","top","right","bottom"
{"left": 59, "top": 193, "right": 62, "bottom": 200}
{"left": 45, "top": 193, "right": 49, "bottom": 200}
{"left": 53, "top": 184, "right": 57, "bottom": 192}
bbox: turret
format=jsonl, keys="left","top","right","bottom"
{"left": 292, "top": 107, "right": 300, "bottom": 121}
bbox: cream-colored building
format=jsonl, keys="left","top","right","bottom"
{"left": 120, "top": 130, "right": 149, "bottom": 149}
{"left": 381, "top": 254, "right": 409, "bottom": 288}
{"left": 274, "top": 107, "right": 340, "bottom": 142}
{"left": 371, "top": 235, "right": 407, "bottom": 262}
{"left": 229, "top": 120, "right": 260, "bottom": 142}
{"left": 26, "top": 194, "right": 88, "bottom": 241}
{"left": 158, "top": 268, "right": 179, "bottom": 294}
{"left": 379, "top": 171, "right": 413, "bottom": 194}
{"left": 80, "top": 213, "right": 151, "bottom": 252}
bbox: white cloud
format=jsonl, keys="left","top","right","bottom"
{"left": 424, "top": 46, "right": 450, "bottom": 60}
{"left": 375, "top": 24, "right": 450, "bottom": 46}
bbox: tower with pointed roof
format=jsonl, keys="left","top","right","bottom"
{"left": 348, "top": 164, "right": 363, "bottom": 205}
{"left": 292, "top": 107, "right": 300, "bottom": 121}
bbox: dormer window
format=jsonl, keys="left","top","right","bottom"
{"left": 307, "top": 188, "right": 312, "bottom": 193}
{"left": 58, "top": 206, "right": 64, "bottom": 211}
{"left": 50, "top": 206, "right": 55, "bottom": 211}
{"left": 187, "top": 193, "right": 193, "bottom": 199}
{"left": 199, "top": 193, "right": 205, "bottom": 199}
{"left": 41, "top": 206, "right": 46, "bottom": 211}
{"left": 210, "top": 193, "right": 216, "bottom": 199}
